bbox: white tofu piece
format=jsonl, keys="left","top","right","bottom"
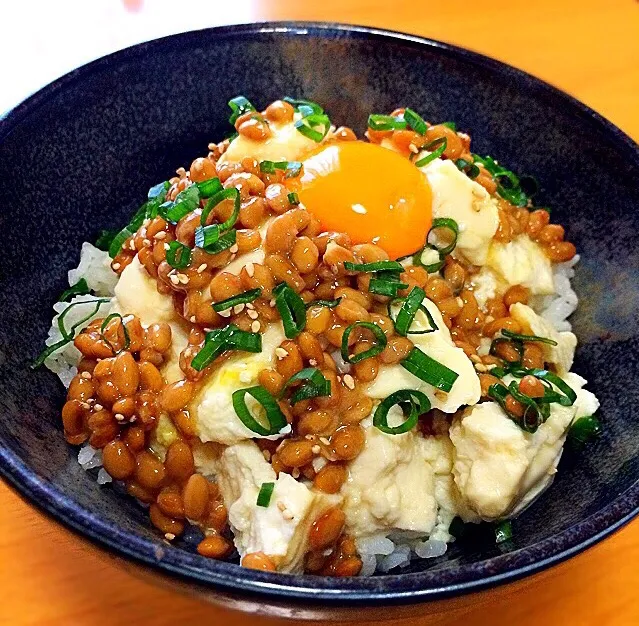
{"left": 341, "top": 419, "right": 438, "bottom": 538}
{"left": 196, "top": 441, "right": 340, "bottom": 573}
{"left": 469, "top": 266, "right": 503, "bottom": 310}
{"left": 420, "top": 158, "right": 499, "bottom": 266}
{"left": 487, "top": 235, "right": 555, "bottom": 296}
{"left": 366, "top": 298, "right": 480, "bottom": 413}
{"left": 510, "top": 303, "right": 577, "bottom": 375}
{"left": 220, "top": 116, "right": 320, "bottom": 164}
{"left": 190, "top": 322, "right": 288, "bottom": 445}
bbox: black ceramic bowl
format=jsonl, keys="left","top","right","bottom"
{"left": 1, "top": 22, "right": 638, "bottom": 621}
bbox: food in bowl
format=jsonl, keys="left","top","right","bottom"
{"left": 34, "top": 96, "right": 602, "bottom": 576}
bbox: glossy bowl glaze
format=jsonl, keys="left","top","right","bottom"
{"left": 1, "top": 22, "right": 638, "bottom": 621}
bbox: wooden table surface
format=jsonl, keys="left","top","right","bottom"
{"left": 1, "top": 1, "right": 638, "bottom": 624}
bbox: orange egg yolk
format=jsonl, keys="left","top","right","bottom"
{"left": 297, "top": 141, "right": 432, "bottom": 259}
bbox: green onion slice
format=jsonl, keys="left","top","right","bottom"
{"left": 228, "top": 96, "right": 256, "bottom": 125}
{"left": 212, "top": 288, "right": 262, "bottom": 312}
{"left": 373, "top": 389, "right": 431, "bottom": 435}
{"left": 159, "top": 184, "right": 200, "bottom": 224}
{"left": 390, "top": 287, "right": 438, "bottom": 336}
{"left": 455, "top": 158, "right": 480, "bottom": 179}
{"left": 31, "top": 299, "right": 110, "bottom": 368}
{"left": 198, "top": 228, "right": 237, "bottom": 256}
{"left": 494, "top": 520, "right": 513, "bottom": 544}
{"left": 196, "top": 178, "right": 223, "bottom": 198}
{"left": 283, "top": 97, "right": 324, "bottom": 116}
{"left": 191, "top": 325, "right": 262, "bottom": 371}
{"left": 199, "top": 187, "right": 241, "bottom": 231}
{"left": 404, "top": 108, "right": 428, "bottom": 135}
{"left": 341, "top": 321, "right": 388, "bottom": 364}
{"left": 257, "top": 482, "right": 275, "bottom": 507}
{"left": 273, "top": 283, "right": 306, "bottom": 339}
{"left": 294, "top": 113, "right": 331, "bottom": 143}
{"left": 415, "top": 137, "right": 447, "bottom": 167}
{"left": 288, "top": 192, "right": 300, "bottom": 205}
{"left": 568, "top": 415, "right": 602, "bottom": 445}
{"left": 166, "top": 241, "right": 191, "bottom": 270}
{"left": 232, "top": 386, "right": 288, "bottom": 436}
{"left": 259, "top": 160, "right": 302, "bottom": 178}
{"left": 367, "top": 113, "right": 407, "bottom": 131}
{"left": 59, "top": 278, "right": 91, "bottom": 302}
{"left": 280, "top": 368, "right": 331, "bottom": 405}
{"left": 441, "top": 121, "right": 457, "bottom": 131}
{"left": 507, "top": 381, "right": 546, "bottom": 432}
{"left": 412, "top": 245, "right": 446, "bottom": 273}
{"left": 401, "top": 347, "right": 459, "bottom": 393}
{"left": 305, "top": 298, "right": 342, "bottom": 309}
{"left": 368, "top": 276, "right": 409, "bottom": 298}
{"left": 523, "top": 369, "right": 577, "bottom": 406}
{"left": 500, "top": 329, "right": 558, "bottom": 346}
{"left": 95, "top": 229, "right": 117, "bottom": 251}
{"left": 344, "top": 260, "right": 404, "bottom": 273}
{"left": 427, "top": 217, "right": 459, "bottom": 257}
{"left": 100, "top": 313, "right": 131, "bottom": 354}
{"left": 472, "top": 154, "right": 537, "bottom": 208}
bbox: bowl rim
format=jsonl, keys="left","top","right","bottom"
{"left": 1, "top": 20, "right": 638, "bottom": 606}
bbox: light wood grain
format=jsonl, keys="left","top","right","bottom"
{"left": 1, "top": 1, "right": 638, "bottom": 624}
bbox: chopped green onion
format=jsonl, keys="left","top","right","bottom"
{"left": 305, "top": 298, "right": 342, "bottom": 309}
{"left": 228, "top": 96, "right": 256, "bottom": 125}
{"left": 165, "top": 241, "right": 191, "bottom": 270}
{"left": 100, "top": 313, "right": 131, "bottom": 354}
{"left": 199, "top": 228, "right": 237, "bottom": 255}
{"left": 455, "top": 158, "right": 480, "bottom": 179}
{"left": 373, "top": 389, "right": 431, "bottom": 435}
{"left": 259, "top": 160, "right": 302, "bottom": 178}
{"left": 404, "top": 108, "right": 428, "bottom": 135}
{"left": 344, "top": 261, "right": 404, "bottom": 273}
{"left": 257, "top": 482, "right": 275, "bottom": 507}
{"left": 568, "top": 415, "right": 602, "bottom": 445}
{"left": 494, "top": 520, "right": 513, "bottom": 544}
{"left": 415, "top": 137, "right": 447, "bottom": 167}
{"left": 473, "top": 154, "right": 537, "bottom": 207}
{"left": 341, "top": 321, "right": 388, "bottom": 364}
{"left": 108, "top": 228, "right": 134, "bottom": 259}
{"left": 159, "top": 184, "right": 200, "bottom": 224}
{"left": 428, "top": 218, "right": 459, "bottom": 257}
{"left": 525, "top": 369, "right": 577, "bottom": 407}
{"left": 401, "top": 347, "right": 459, "bottom": 393}
{"left": 412, "top": 245, "right": 446, "bottom": 273}
{"left": 94, "top": 229, "right": 117, "bottom": 251}
{"left": 31, "top": 299, "right": 110, "bottom": 368}
{"left": 489, "top": 337, "right": 524, "bottom": 364}
{"left": 280, "top": 368, "right": 331, "bottom": 405}
{"left": 507, "top": 381, "right": 546, "bottom": 432}
{"left": 500, "top": 329, "right": 558, "bottom": 346}
{"left": 367, "top": 113, "right": 407, "bottom": 131}
{"left": 294, "top": 113, "right": 331, "bottom": 143}
{"left": 368, "top": 276, "right": 409, "bottom": 298}
{"left": 59, "top": 278, "right": 90, "bottom": 302}
{"left": 212, "top": 288, "right": 262, "bottom": 312}
{"left": 390, "top": 287, "right": 438, "bottom": 336}
{"left": 283, "top": 97, "right": 324, "bottom": 116}
{"left": 441, "top": 121, "right": 457, "bottom": 131}
{"left": 232, "top": 386, "right": 288, "bottom": 436}
{"left": 196, "top": 178, "right": 223, "bottom": 198}
{"left": 287, "top": 192, "right": 300, "bottom": 205}
{"left": 194, "top": 224, "right": 220, "bottom": 250}
{"left": 191, "top": 325, "right": 262, "bottom": 371}
{"left": 273, "top": 283, "right": 306, "bottom": 339}
{"left": 199, "top": 188, "right": 241, "bottom": 231}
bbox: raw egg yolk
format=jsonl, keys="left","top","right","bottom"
{"left": 298, "top": 141, "right": 432, "bottom": 259}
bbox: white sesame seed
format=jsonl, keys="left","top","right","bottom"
{"left": 142, "top": 218, "right": 151, "bottom": 227}
{"left": 229, "top": 244, "right": 239, "bottom": 254}
{"left": 343, "top": 374, "right": 355, "bottom": 390}
{"left": 190, "top": 316, "right": 197, "bottom": 323}
{"left": 262, "top": 449, "right": 272, "bottom": 461}
{"left": 251, "top": 321, "right": 261, "bottom": 333}
{"left": 312, "top": 445, "right": 321, "bottom": 454}
{"left": 485, "top": 315, "right": 495, "bottom": 324}
{"left": 246, "top": 302, "right": 255, "bottom": 310}
{"left": 283, "top": 510, "right": 294, "bottom": 521}
{"left": 169, "top": 274, "right": 180, "bottom": 285}
{"left": 277, "top": 501, "right": 286, "bottom": 512}
{"left": 80, "top": 402, "right": 90, "bottom": 410}
{"left": 233, "top": 303, "right": 245, "bottom": 314}
{"left": 176, "top": 167, "right": 186, "bottom": 177}
{"left": 80, "top": 371, "right": 92, "bottom": 380}
{"left": 164, "top": 533, "right": 176, "bottom": 541}
{"left": 308, "top": 358, "right": 317, "bottom": 366}
{"left": 218, "top": 309, "right": 232, "bottom": 318}
{"left": 275, "top": 347, "right": 289, "bottom": 359}
{"left": 409, "top": 143, "right": 419, "bottom": 153}
{"left": 247, "top": 309, "right": 259, "bottom": 320}
{"left": 245, "top": 262, "right": 255, "bottom": 277}
{"left": 112, "top": 262, "right": 121, "bottom": 270}
{"left": 474, "top": 363, "right": 488, "bottom": 373}
{"left": 269, "top": 298, "right": 276, "bottom": 307}
{"left": 435, "top": 390, "right": 448, "bottom": 400}
{"left": 130, "top": 416, "right": 137, "bottom": 422}
{"left": 239, "top": 371, "right": 252, "bottom": 383}
{"left": 143, "top": 238, "right": 151, "bottom": 246}
{"left": 177, "top": 273, "right": 189, "bottom": 284}
{"left": 320, "top": 437, "right": 330, "bottom": 446}
{"left": 115, "top": 413, "right": 125, "bottom": 421}
{"left": 291, "top": 468, "right": 300, "bottom": 479}
{"left": 469, "top": 354, "right": 482, "bottom": 363}
{"left": 163, "top": 243, "right": 170, "bottom": 251}
{"left": 129, "top": 240, "right": 136, "bottom": 250}
{"left": 456, "top": 297, "right": 464, "bottom": 308}
{"left": 197, "top": 263, "right": 207, "bottom": 273}
{"left": 94, "top": 404, "right": 103, "bottom": 412}
{"left": 154, "top": 231, "right": 167, "bottom": 240}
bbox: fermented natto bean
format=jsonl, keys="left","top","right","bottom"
{"left": 165, "top": 441, "right": 195, "bottom": 481}
{"left": 265, "top": 208, "right": 311, "bottom": 253}
{"left": 297, "top": 409, "right": 337, "bottom": 436}
{"left": 157, "top": 488, "right": 185, "bottom": 519}
{"left": 296, "top": 331, "right": 324, "bottom": 364}
{"left": 503, "top": 285, "right": 530, "bottom": 307}
{"left": 264, "top": 183, "right": 290, "bottom": 214}
{"left": 335, "top": 299, "right": 370, "bottom": 323}
{"left": 123, "top": 425, "right": 146, "bottom": 452}
{"left": 197, "top": 534, "right": 233, "bottom": 558}
{"left": 238, "top": 117, "right": 271, "bottom": 141}
{"left": 266, "top": 254, "right": 306, "bottom": 292}
{"left": 189, "top": 157, "right": 217, "bottom": 183}
{"left": 149, "top": 503, "right": 185, "bottom": 536}
{"left": 331, "top": 424, "right": 365, "bottom": 461}
{"left": 275, "top": 340, "right": 304, "bottom": 380}
{"left": 138, "top": 361, "right": 164, "bottom": 392}
{"left": 264, "top": 99, "right": 294, "bottom": 123}
{"left": 518, "top": 375, "right": 545, "bottom": 398}
{"left": 102, "top": 440, "right": 135, "bottom": 480}
{"left": 135, "top": 450, "right": 166, "bottom": 491}
{"left": 242, "top": 552, "right": 277, "bottom": 571}
{"left": 112, "top": 396, "right": 135, "bottom": 418}
{"left": 68, "top": 375, "right": 94, "bottom": 403}
{"left": 160, "top": 380, "right": 195, "bottom": 413}
{"left": 182, "top": 474, "right": 210, "bottom": 521}
{"left": 309, "top": 507, "right": 346, "bottom": 550}
{"left": 112, "top": 351, "right": 140, "bottom": 396}
{"left": 278, "top": 440, "right": 315, "bottom": 468}
{"left": 305, "top": 305, "right": 332, "bottom": 335}
{"left": 290, "top": 236, "right": 320, "bottom": 274}
{"left": 209, "top": 271, "right": 243, "bottom": 302}
{"left": 145, "top": 322, "right": 172, "bottom": 353}
{"left": 257, "top": 368, "right": 285, "bottom": 397}
{"left": 313, "top": 464, "right": 347, "bottom": 494}
{"left": 61, "top": 400, "right": 85, "bottom": 437}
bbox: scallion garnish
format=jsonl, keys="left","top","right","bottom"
{"left": 31, "top": 299, "right": 110, "bottom": 368}
{"left": 205, "top": 229, "right": 237, "bottom": 255}
{"left": 390, "top": 287, "right": 438, "bottom": 336}
{"left": 193, "top": 187, "right": 241, "bottom": 252}
{"left": 368, "top": 274, "right": 409, "bottom": 298}
{"left": 344, "top": 260, "right": 404, "bottom": 273}
{"left": 500, "top": 329, "right": 558, "bottom": 346}
{"left": 95, "top": 229, "right": 117, "bottom": 251}
{"left": 232, "top": 386, "right": 288, "bottom": 436}
{"left": 288, "top": 192, "right": 300, "bottom": 205}
{"left": 199, "top": 187, "right": 241, "bottom": 231}
{"left": 257, "top": 482, "right": 275, "bottom": 507}
{"left": 455, "top": 158, "right": 480, "bottom": 179}
{"left": 373, "top": 389, "right": 431, "bottom": 435}
{"left": 472, "top": 154, "right": 538, "bottom": 207}
{"left": 280, "top": 368, "right": 331, "bottom": 405}
{"left": 305, "top": 298, "right": 342, "bottom": 309}
{"left": 401, "top": 347, "right": 459, "bottom": 393}
{"left": 441, "top": 121, "right": 457, "bottom": 131}
{"left": 367, "top": 113, "right": 407, "bottom": 132}
{"left": 212, "top": 288, "right": 262, "bottom": 312}
{"left": 341, "top": 321, "right": 388, "bottom": 364}
{"left": 228, "top": 95, "right": 256, "bottom": 125}
{"left": 165, "top": 241, "right": 191, "bottom": 270}
{"left": 412, "top": 217, "right": 459, "bottom": 273}
{"left": 259, "top": 160, "right": 303, "bottom": 178}
{"left": 294, "top": 113, "right": 331, "bottom": 143}
{"left": 190, "top": 325, "right": 262, "bottom": 371}
{"left": 273, "top": 283, "right": 306, "bottom": 339}
{"left": 494, "top": 520, "right": 513, "bottom": 544}
{"left": 403, "top": 108, "right": 428, "bottom": 135}
{"left": 100, "top": 313, "right": 131, "bottom": 355}
{"left": 283, "top": 97, "right": 324, "bottom": 116}
{"left": 568, "top": 415, "right": 602, "bottom": 445}
{"left": 196, "top": 177, "right": 223, "bottom": 198}
{"left": 414, "top": 137, "right": 447, "bottom": 167}
{"left": 159, "top": 184, "right": 200, "bottom": 224}
{"left": 59, "top": 278, "right": 90, "bottom": 302}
